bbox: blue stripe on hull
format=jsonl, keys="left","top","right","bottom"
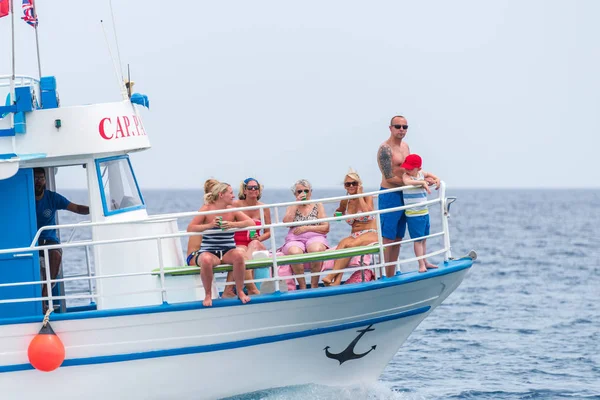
{"left": 0, "top": 305, "right": 430, "bottom": 373}
{"left": 0, "top": 258, "right": 472, "bottom": 327}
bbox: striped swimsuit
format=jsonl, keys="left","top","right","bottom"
{"left": 403, "top": 171, "right": 429, "bottom": 217}
{"left": 188, "top": 230, "right": 236, "bottom": 265}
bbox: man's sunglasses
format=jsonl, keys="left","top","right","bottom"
{"left": 393, "top": 124, "right": 409, "bottom": 130}
{"left": 245, "top": 185, "right": 259, "bottom": 191}
{"left": 344, "top": 181, "right": 359, "bottom": 188}
{"left": 34, "top": 177, "right": 45, "bottom": 182}
{"left": 296, "top": 189, "right": 310, "bottom": 194}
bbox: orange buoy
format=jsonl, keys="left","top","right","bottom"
{"left": 28, "top": 322, "right": 65, "bottom": 372}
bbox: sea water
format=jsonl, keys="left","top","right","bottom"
{"left": 58, "top": 188, "right": 600, "bottom": 399}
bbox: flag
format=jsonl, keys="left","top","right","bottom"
{"left": 21, "top": 0, "right": 37, "bottom": 27}
{"left": 0, "top": 0, "right": 9, "bottom": 18}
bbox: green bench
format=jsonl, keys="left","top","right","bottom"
{"left": 151, "top": 245, "right": 380, "bottom": 277}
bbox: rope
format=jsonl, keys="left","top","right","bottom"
{"left": 42, "top": 307, "right": 53, "bottom": 327}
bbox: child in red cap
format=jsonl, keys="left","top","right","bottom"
{"left": 400, "top": 154, "right": 440, "bottom": 273}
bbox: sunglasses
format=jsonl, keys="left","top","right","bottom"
{"left": 245, "top": 185, "right": 259, "bottom": 191}
{"left": 392, "top": 124, "right": 408, "bottom": 130}
{"left": 344, "top": 181, "right": 359, "bottom": 188}
{"left": 34, "top": 177, "right": 45, "bottom": 182}
{"left": 296, "top": 189, "right": 310, "bottom": 195}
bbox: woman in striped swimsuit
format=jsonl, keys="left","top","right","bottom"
{"left": 322, "top": 170, "right": 378, "bottom": 286}
{"left": 186, "top": 179, "right": 256, "bottom": 306}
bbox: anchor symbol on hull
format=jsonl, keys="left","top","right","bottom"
{"left": 324, "top": 324, "right": 377, "bottom": 365}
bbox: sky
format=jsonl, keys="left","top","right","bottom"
{"left": 1, "top": 0, "right": 599, "bottom": 189}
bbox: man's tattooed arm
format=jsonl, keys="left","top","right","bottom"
{"left": 377, "top": 145, "right": 394, "bottom": 179}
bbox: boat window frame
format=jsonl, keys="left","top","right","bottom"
{"left": 95, "top": 155, "right": 145, "bottom": 216}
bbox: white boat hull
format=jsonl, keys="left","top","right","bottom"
{"left": 0, "top": 261, "right": 471, "bottom": 399}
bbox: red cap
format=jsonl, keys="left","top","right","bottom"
{"left": 401, "top": 154, "right": 422, "bottom": 170}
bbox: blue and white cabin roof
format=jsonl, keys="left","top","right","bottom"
{"left": 0, "top": 75, "right": 150, "bottom": 179}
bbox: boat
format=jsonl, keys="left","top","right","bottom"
{"left": 0, "top": 5, "right": 476, "bottom": 400}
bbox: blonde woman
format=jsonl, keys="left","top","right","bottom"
{"left": 281, "top": 179, "right": 330, "bottom": 289}
{"left": 322, "top": 170, "right": 378, "bottom": 286}
{"left": 186, "top": 179, "right": 255, "bottom": 306}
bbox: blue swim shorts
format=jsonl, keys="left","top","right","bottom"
{"left": 378, "top": 188, "right": 406, "bottom": 240}
{"left": 406, "top": 215, "right": 430, "bottom": 242}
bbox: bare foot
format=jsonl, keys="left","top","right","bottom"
{"left": 247, "top": 287, "right": 260, "bottom": 295}
{"left": 426, "top": 263, "right": 438, "bottom": 269}
{"left": 222, "top": 288, "right": 236, "bottom": 298}
{"left": 418, "top": 267, "right": 428, "bottom": 273}
{"left": 203, "top": 295, "right": 213, "bottom": 307}
{"left": 322, "top": 277, "right": 333, "bottom": 287}
{"left": 238, "top": 293, "right": 251, "bottom": 304}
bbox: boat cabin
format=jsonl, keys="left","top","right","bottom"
{"left": 0, "top": 75, "right": 183, "bottom": 320}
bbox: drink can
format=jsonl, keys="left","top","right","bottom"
{"left": 249, "top": 230, "right": 257, "bottom": 239}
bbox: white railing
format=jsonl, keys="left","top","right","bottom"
{"left": 0, "top": 74, "right": 40, "bottom": 88}
{"left": 0, "top": 184, "right": 456, "bottom": 311}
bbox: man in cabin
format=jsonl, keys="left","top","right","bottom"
{"left": 34, "top": 168, "right": 89, "bottom": 302}
{"left": 377, "top": 116, "right": 411, "bottom": 278}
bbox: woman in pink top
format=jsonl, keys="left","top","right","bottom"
{"left": 282, "top": 179, "right": 329, "bottom": 290}
{"left": 323, "top": 170, "right": 378, "bottom": 286}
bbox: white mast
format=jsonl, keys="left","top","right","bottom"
{"left": 9, "top": 0, "right": 16, "bottom": 136}
{"left": 31, "top": 0, "right": 42, "bottom": 80}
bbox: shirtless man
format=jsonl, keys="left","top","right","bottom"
{"left": 186, "top": 179, "right": 255, "bottom": 306}
{"left": 377, "top": 116, "right": 411, "bottom": 277}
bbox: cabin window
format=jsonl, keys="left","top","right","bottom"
{"left": 95, "top": 156, "right": 145, "bottom": 216}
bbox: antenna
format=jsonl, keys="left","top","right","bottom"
{"left": 100, "top": 19, "right": 127, "bottom": 98}
{"left": 108, "top": 0, "right": 124, "bottom": 81}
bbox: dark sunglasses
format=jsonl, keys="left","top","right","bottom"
{"left": 245, "top": 185, "right": 259, "bottom": 191}
{"left": 392, "top": 124, "right": 408, "bottom": 130}
{"left": 296, "top": 189, "right": 310, "bottom": 194}
{"left": 344, "top": 181, "right": 359, "bottom": 187}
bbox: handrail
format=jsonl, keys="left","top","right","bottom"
{"left": 0, "top": 185, "right": 454, "bottom": 310}
{"left": 0, "top": 75, "right": 40, "bottom": 88}
{"left": 0, "top": 244, "right": 451, "bottom": 305}
{"left": 14, "top": 198, "right": 440, "bottom": 257}
{"left": 28, "top": 186, "right": 417, "bottom": 246}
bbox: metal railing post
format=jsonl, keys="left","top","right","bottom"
{"left": 43, "top": 248, "right": 53, "bottom": 311}
{"left": 439, "top": 182, "right": 452, "bottom": 261}
{"left": 84, "top": 245, "right": 95, "bottom": 304}
{"left": 374, "top": 199, "right": 386, "bottom": 278}
{"left": 156, "top": 238, "right": 168, "bottom": 303}
{"left": 268, "top": 207, "right": 280, "bottom": 293}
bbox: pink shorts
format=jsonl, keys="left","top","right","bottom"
{"left": 281, "top": 230, "right": 329, "bottom": 254}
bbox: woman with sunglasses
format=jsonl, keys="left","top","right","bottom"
{"left": 281, "top": 179, "right": 330, "bottom": 290}
{"left": 219, "top": 178, "right": 271, "bottom": 298}
{"left": 232, "top": 177, "right": 272, "bottom": 251}
{"left": 322, "top": 170, "right": 377, "bottom": 286}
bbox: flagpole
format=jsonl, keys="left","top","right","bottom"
{"left": 31, "top": 0, "right": 42, "bottom": 80}
{"left": 10, "top": 0, "right": 15, "bottom": 83}
{"left": 9, "top": 0, "right": 15, "bottom": 104}
{"left": 9, "top": 0, "right": 16, "bottom": 150}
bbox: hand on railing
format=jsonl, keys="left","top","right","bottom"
{"left": 425, "top": 177, "right": 441, "bottom": 190}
